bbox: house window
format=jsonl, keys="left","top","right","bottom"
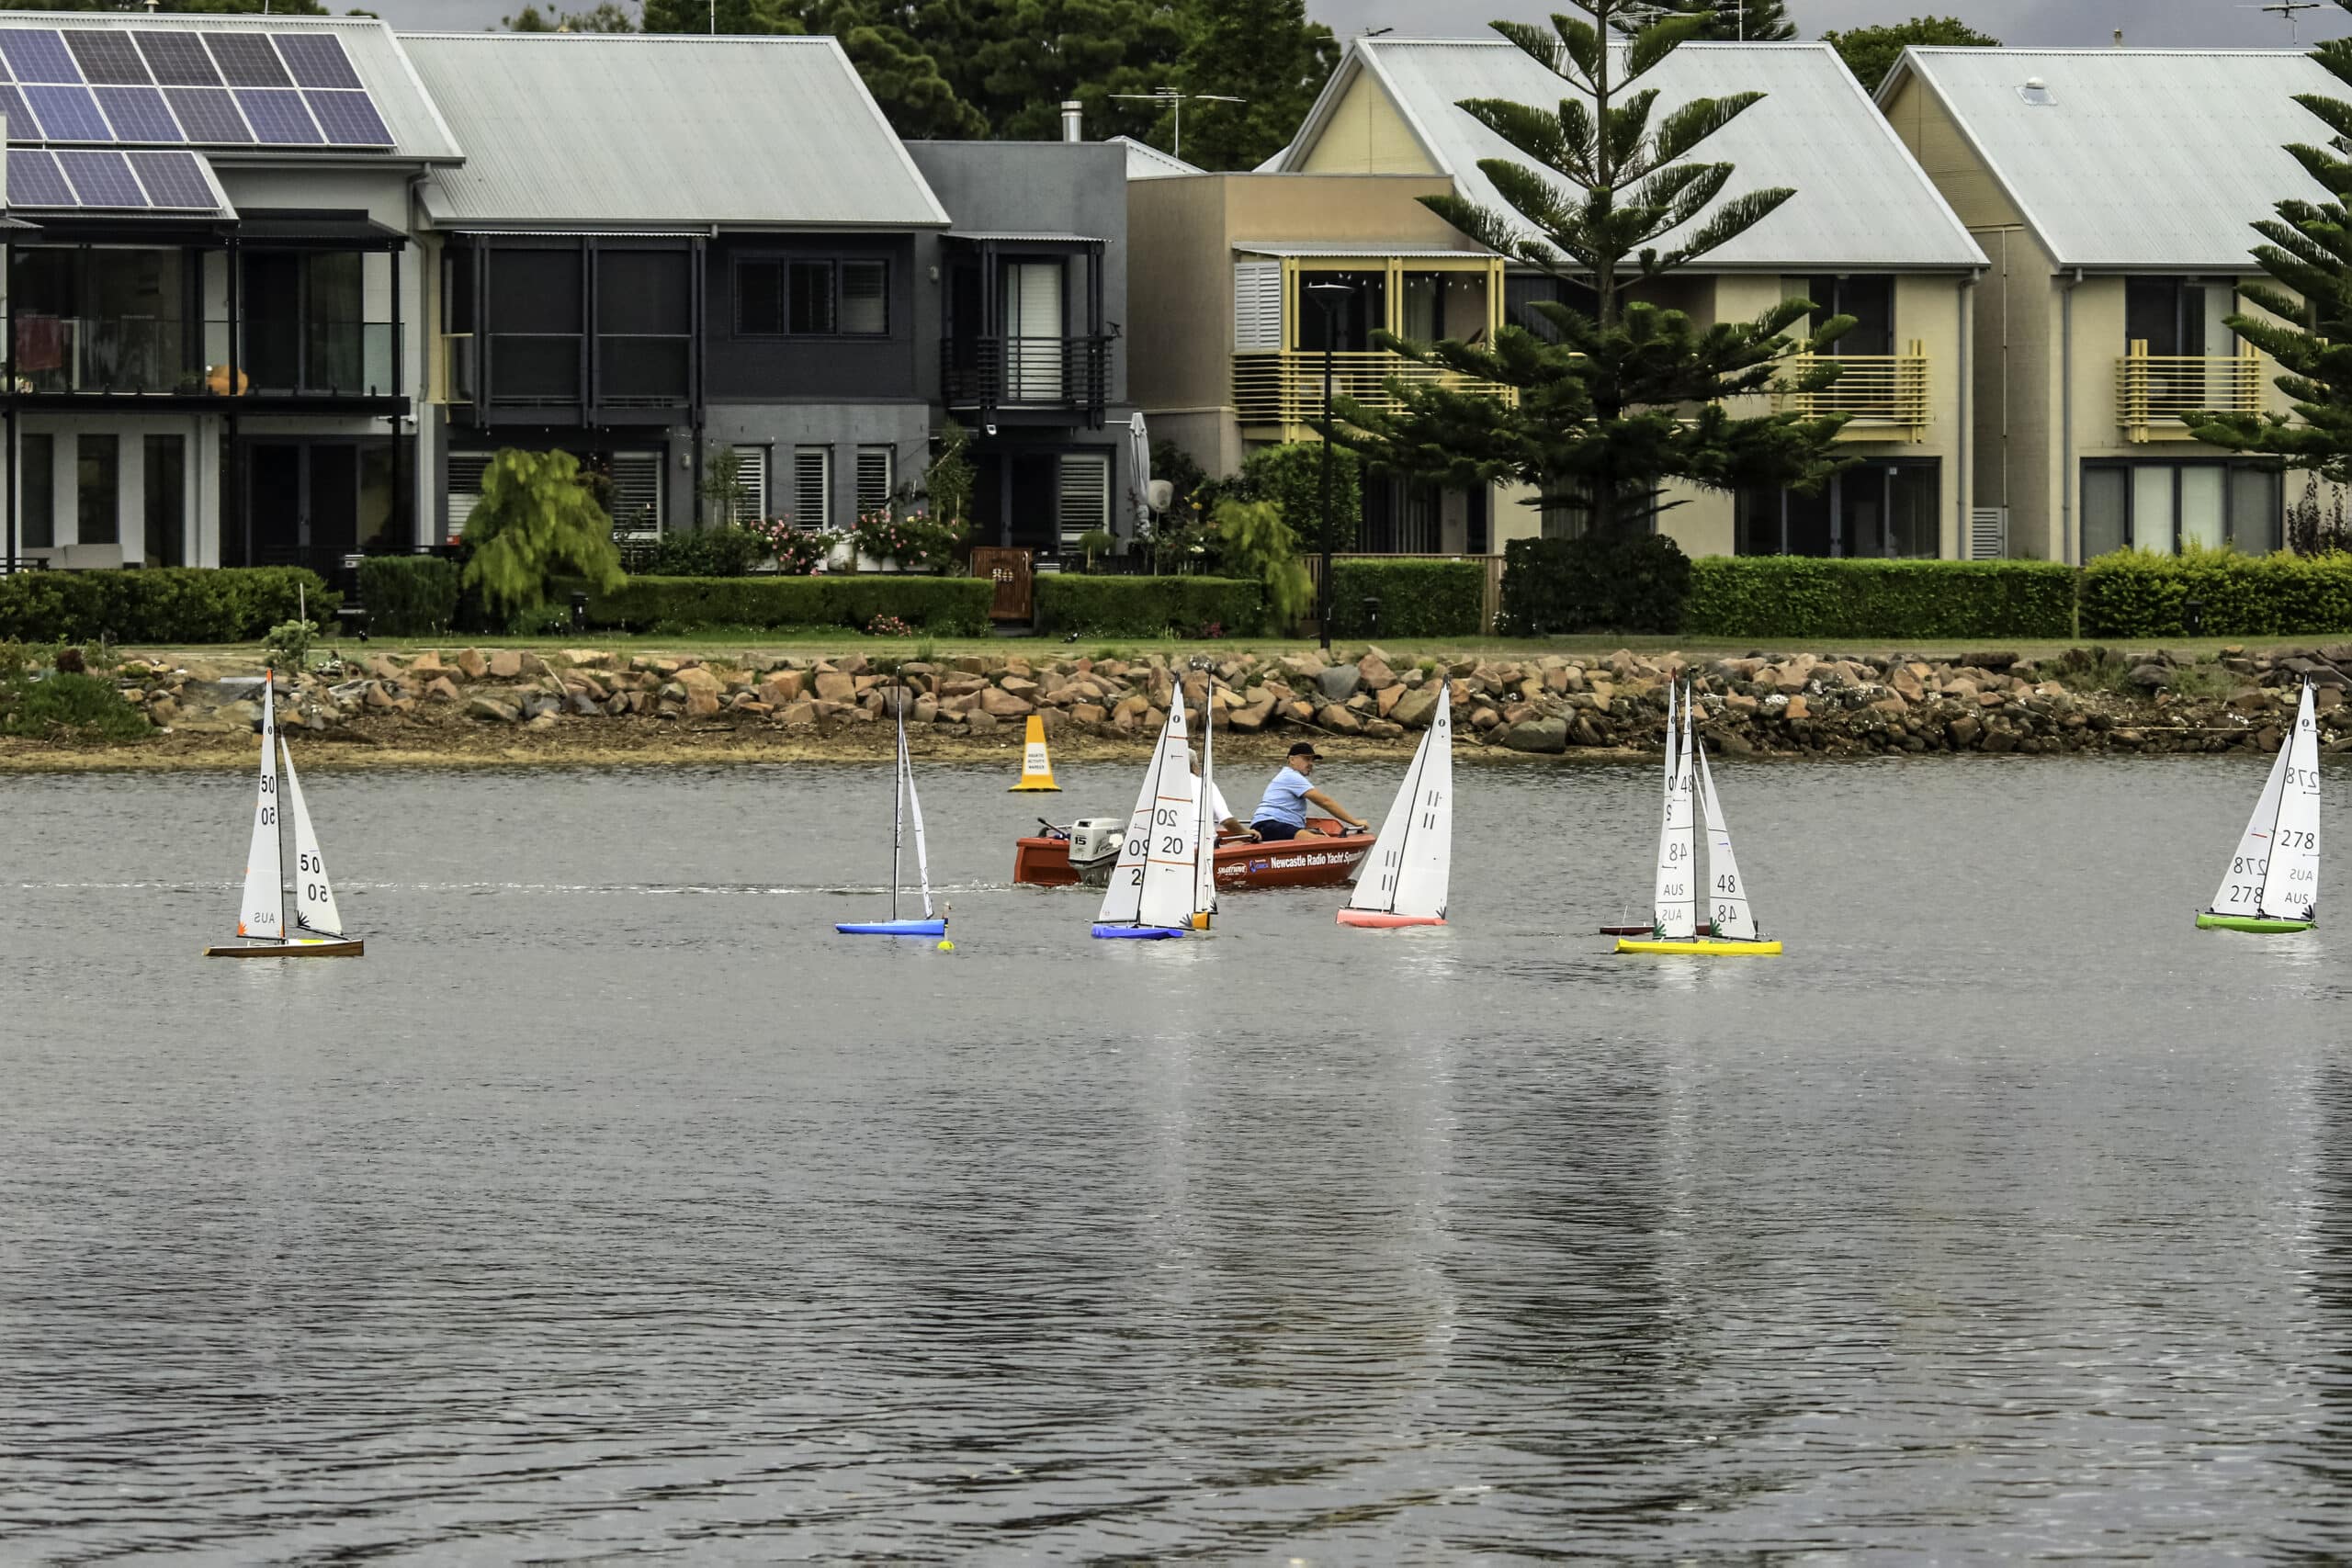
{"left": 1505, "top": 273, "right": 1597, "bottom": 344}
{"left": 1738, "top": 461, "right": 1941, "bottom": 558}
{"left": 76, "top": 433, "right": 119, "bottom": 546}
{"left": 1057, "top": 452, "right": 1109, "bottom": 553}
{"left": 607, "top": 452, "right": 663, "bottom": 538}
{"left": 737, "top": 259, "right": 889, "bottom": 337}
{"left": 789, "top": 262, "right": 834, "bottom": 334}
{"left": 21, "top": 433, "right": 54, "bottom": 549}
{"left": 728, "top": 446, "right": 770, "bottom": 523}
{"left": 1801, "top": 274, "right": 1894, "bottom": 355}
{"left": 1363, "top": 476, "right": 1441, "bottom": 553}
{"left": 447, "top": 451, "right": 491, "bottom": 540}
{"left": 2124, "top": 276, "right": 2233, "bottom": 356}
{"left": 840, "top": 262, "right": 887, "bottom": 334}
{"left": 855, "top": 446, "right": 894, "bottom": 520}
{"left": 2081, "top": 459, "right": 2280, "bottom": 558}
{"left": 794, "top": 446, "right": 831, "bottom": 529}
{"left": 1295, "top": 270, "right": 1385, "bottom": 353}
{"left": 1233, "top": 260, "right": 1282, "bottom": 351}
{"left": 144, "top": 434, "right": 185, "bottom": 567}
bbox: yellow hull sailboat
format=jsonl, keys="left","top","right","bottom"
{"left": 1614, "top": 681, "right": 1780, "bottom": 958}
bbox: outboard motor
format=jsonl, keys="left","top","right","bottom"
{"left": 1065, "top": 818, "right": 1127, "bottom": 882}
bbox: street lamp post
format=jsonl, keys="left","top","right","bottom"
{"left": 1305, "top": 281, "right": 1357, "bottom": 651}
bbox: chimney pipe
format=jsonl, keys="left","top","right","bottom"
{"left": 2112, "top": 28, "right": 2123, "bottom": 46}
{"left": 1061, "top": 100, "right": 1083, "bottom": 142}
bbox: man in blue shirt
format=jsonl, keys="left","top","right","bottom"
{"left": 1250, "top": 742, "right": 1369, "bottom": 841}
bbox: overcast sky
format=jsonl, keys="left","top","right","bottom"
{"left": 357, "top": 0, "right": 2352, "bottom": 49}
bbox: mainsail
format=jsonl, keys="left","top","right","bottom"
{"left": 1652, "top": 682, "right": 1697, "bottom": 939}
{"left": 1346, "top": 680, "right": 1453, "bottom": 919}
{"left": 236, "top": 671, "right": 285, "bottom": 942}
{"left": 899, "top": 699, "right": 935, "bottom": 919}
{"left": 2209, "top": 727, "right": 2294, "bottom": 919}
{"left": 2259, "top": 682, "right": 2322, "bottom": 921}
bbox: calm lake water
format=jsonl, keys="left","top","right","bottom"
{"left": 4, "top": 752, "right": 2350, "bottom": 1561}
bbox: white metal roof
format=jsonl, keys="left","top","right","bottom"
{"left": 1112, "top": 134, "right": 1199, "bottom": 180}
{"left": 400, "top": 33, "right": 948, "bottom": 230}
{"left": 0, "top": 10, "right": 461, "bottom": 163}
{"left": 1883, "top": 47, "right": 2335, "bottom": 270}
{"left": 1275, "top": 38, "right": 1984, "bottom": 271}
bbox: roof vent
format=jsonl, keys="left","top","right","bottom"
{"left": 2018, "top": 76, "right": 2055, "bottom": 106}
{"left": 1061, "top": 100, "right": 1083, "bottom": 143}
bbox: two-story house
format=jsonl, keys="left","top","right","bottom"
{"left": 400, "top": 31, "right": 949, "bottom": 543}
{"left": 1241, "top": 37, "right": 1990, "bottom": 559}
{"left": 907, "top": 132, "right": 1137, "bottom": 557}
{"left": 1880, "top": 48, "right": 2318, "bottom": 562}
{"left": 0, "top": 13, "right": 456, "bottom": 571}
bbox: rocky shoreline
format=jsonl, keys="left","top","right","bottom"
{"left": 9, "top": 640, "right": 2352, "bottom": 770}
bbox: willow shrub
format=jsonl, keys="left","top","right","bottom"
{"left": 2079, "top": 547, "right": 2352, "bottom": 638}
{"left": 1685, "top": 558, "right": 2076, "bottom": 640}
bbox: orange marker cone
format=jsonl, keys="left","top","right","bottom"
{"left": 1008, "top": 714, "right": 1061, "bottom": 792}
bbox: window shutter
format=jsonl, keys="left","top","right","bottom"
{"left": 1971, "top": 506, "right": 2007, "bottom": 560}
{"left": 732, "top": 446, "right": 769, "bottom": 523}
{"left": 841, "top": 262, "right": 888, "bottom": 335}
{"left": 446, "top": 452, "right": 491, "bottom": 537}
{"left": 1056, "top": 452, "right": 1110, "bottom": 552}
{"left": 1234, "top": 261, "right": 1282, "bottom": 351}
{"left": 855, "top": 446, "right": 893, "bottom": 520}
{"left": 608, "top": 452, "right": 662, "bottom": 537}
{"left": 794, "top": 446, "right": 831, "bottom": 529}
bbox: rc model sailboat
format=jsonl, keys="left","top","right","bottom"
{"left": 205, "top": 671, "right": 364, "bottom": 958}
{"left": 2198, "top": 680, "right": 2320, "bottom": 933}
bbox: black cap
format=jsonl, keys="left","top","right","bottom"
{"left": 1287, "top": 742, "right": 1320, "bottom": 759}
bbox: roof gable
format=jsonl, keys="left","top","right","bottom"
{"left": 1886, "top": 47, "right": 2334, "bottom": 270}
{"left": 1277, "top": 38, "right": 1984, "bottom": 271}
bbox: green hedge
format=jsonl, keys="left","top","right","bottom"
{"left": 0, "top": 567, "right": 335, "bottom": 644}
{"left": 1499, "top": 535, "right": 1692, "bottom": 634}
{"left": 2080, "top": 549, "right": 2352, "bottom": 638}
{"left": 570, "top": 573, "right": 993, "bottom": 636}
{"left": 357, "top": 556, "right": 462, "bottom": 637}
{"left": 1685, "top": 558, "right": 2077, "bottom": 640}
{"left": 1328, "top": 558, "right": 1486, "bottom": 637}
{"left": 1035, "top": 575, "right": 1267, "bottom": 638}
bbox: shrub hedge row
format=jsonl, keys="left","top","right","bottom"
{"left": 570, "top": 573, "right": 993, "bottom": 636}
{"left": 356, "top": 556, "right": 464, "bottom": 637}
{"left": 1035, "top": 575, "right": 1267, "bottom": 638}
{"left": 0, "top": 567, "right": 334, "bottom": 644}
{"left": 1327, "top": 558, "right": 1486, "bottom": 638}
{"left": 2079, "top": 549, "right": 2352, "bottom": 638}
{"left": 1499, "top": 535, "right": 1693, "bottom": 635}
{"left": 1686, "top": 558, "right": 2078, "bottom": 640}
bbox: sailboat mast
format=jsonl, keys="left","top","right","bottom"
{"left": 890, "top": 690, "right": 905, "bottom": 921}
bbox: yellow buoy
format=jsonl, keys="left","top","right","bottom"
{"left": 1008, "top": 715, "right": 1061, "bottom": 791}
{"left": 937, "top": 939, "right": 955, "bottom": 951}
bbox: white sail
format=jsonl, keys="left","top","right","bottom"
{"left": 1195, "top": 676, "right": 1218, "bottom": 920}
{"left": 1095, "top": 702, "right": 1167, "bottom": 928}
{"left": 235, "top": 671, "right": 284, "bottom": 942}
{"left": 280, "top": 739, "right": 345, "bottom": 939}
{"left": 1348, "top": 681, "right": 1453, "bottom": 919}
{"left": 1693, "top": 723, "right": 1757, "bottom": 942}
{"left": 2259, "top": 682, "right": 2322, "bottom": 921}
{"left": 2209, "top": 728, "right": 2294, "bottom": 919}
{"left": 1652, "top": 682, "right": 1697, "bottom": 938}
{"left": 900, "top": 705, "right": 934, "bottom": 919}
{"left": 1136, "top": 688, "right": 1200, "bottom": 931}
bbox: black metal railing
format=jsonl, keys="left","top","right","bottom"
{"left": 941, "top": 334, "right": 1110, "bottom": 415}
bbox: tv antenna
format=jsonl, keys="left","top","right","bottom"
{"left": 1109, "top": 87, "right": 1243, "bottom": 159}
{"left": 2247, "top": 0, "right": 2325, "bottom": 44}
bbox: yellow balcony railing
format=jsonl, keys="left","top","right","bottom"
{"left": 1773, "top": 343, "right": 1931, "bottom": 440}
{"left": 430, "top": 333, "right": 475, "bottom": 406}
{"left": 1234, "top": 349, "right": 1511, "bottom": 433}
{"left": 2117, "top": 341, "right": 2264, "bottom": 443}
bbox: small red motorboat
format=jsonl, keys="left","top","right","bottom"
{"left": 1015, "top": 816, "right": 1372, "bottom": 891}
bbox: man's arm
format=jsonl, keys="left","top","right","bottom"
{"left": 1305, "top": 786, "right": 1368, "bottom": 830}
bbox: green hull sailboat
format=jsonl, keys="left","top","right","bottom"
{"left": 2196, "top": 682, "right": 2320, "bottom": 936}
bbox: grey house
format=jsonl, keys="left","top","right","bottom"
{"left": 400, "top": 31, "right": 950, "bottom": 542}
{"left": 907, "top": 136, "right": 1138, "bottom": 557}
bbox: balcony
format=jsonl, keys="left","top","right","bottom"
{"left": 1772, "top": 344, "right": 1931, "bottom": 440}
{"left": 941, "top": 335, "right": 1111, "bottom": 423}
{"left": 435, "top": 331, "right": 694, "bottom": 423}
{"left": 8, "top": 314, "right": 397, "bottom": 401}
{"left": 2117, "top": 342, "right": 2264, "bottom": 443}
{"left": 1234, "top": 349, "right": 1513, "bottom": 436}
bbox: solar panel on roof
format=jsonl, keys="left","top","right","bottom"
{"left": 0, "top": 30, "right": 83, "bottom": 85}
{"left": 274, "top": 33, "right": 361, "bottom": 91}
{"left": 234, "top": 87, "right": 318, "bottom": 145}
{"left": 163, "top": 86, "right": 250, "bottom": 144}
{"left": 133, "top": 32, "right": 220, "bottom": 88}
{"left": 127, "top": 150, "right": 215, "bottom": 210}
{"left": 6, "top": 146, "right": 72, "bottom": 206}
{"left": 0, "top": 83, "right": 36, "bottom": 140}
{"left": 96, "top": 85, "right": 180, "bottom": 144}
{"left": 25, "top": 84, "right": 111, "bottom": 142}
{"left": 302, "top": 89, "right": 390, "bottom": 147}
{"left": 206, "top": 33, "right": 290, "bottom": 89}
{"left": 57, "top": 149, "right": 144, "bottom": 209}
{"left": 62, "top": 30, "right": 152, "bottom": 87}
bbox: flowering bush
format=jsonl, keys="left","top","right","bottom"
{"left": 747, "top": 515, "right": 838, "bottom": 576}
{"left": 849, "top": 505, "right": 966, "bottom": 572}
{"left": 865, "top": 614, "right": 915, "bottom": 637}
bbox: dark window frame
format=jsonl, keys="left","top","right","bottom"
{"left": 2079, "top": 457, "right": 2281, "bottom": 556}
{"left": 732, "top": 254, "right": 891, "bottom": 340}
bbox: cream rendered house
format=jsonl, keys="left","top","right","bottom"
{"left": 1880, "top": 48, "right": 2324, "bottom": 562}
{"left": 1253, "top": 37, "right": 1987, "bottom": 558}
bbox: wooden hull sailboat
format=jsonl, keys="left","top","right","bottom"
{"left": 1339, "top": 680, "right": 1452, "bottom": 929}
{"left": 1615, "top": 682, "right": 1780, "bottom": 956}
{"left": 205, "top": 671, "right": 365, "bottom": 958}
{"left": 838, "top": 695, "right": 947, "bottom": 938}
{"left": 2197, "top": 681, "right": 2320, "bottom": 934}
{"left": 1092, "top": 679, "right": 1215, "bottom": 940}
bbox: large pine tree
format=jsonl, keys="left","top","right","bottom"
{"left": 1165, "top": 0, "right": 1340, "bottom": 171}
{"left": 1327, "top": 0, "right": 1851, "bottom": 539}
{"left": 1647, "top": 0, "right": 1795, "bottom": 43}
